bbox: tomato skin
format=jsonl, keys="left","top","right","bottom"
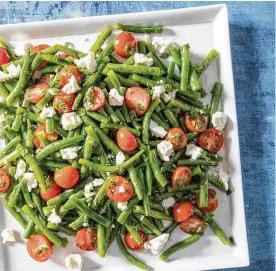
{"left": 53, "top": 92, "right": 75, "bottom": 114}
{"left": 0, "top": 47, "right": 11, "bottom": 65}
{"left": 39, "top": 74, "right": 52, "bottom": 85}
{"left": 180, "top": 216, "right": 206, "bottom": 234}
{"left": 76, "top": 228, "right": 97, "bottom": 251}
{"left": 171, "top": 166, "right": 192, "bottom": 189}
{"left": 24, "top": 82, "right": 48, "bottom": 104}
{"left": 54, "top": 166, "right": 80, "bottom": 189}
{"left": 197, "top": 188, "right": 218, "bottom": 213}
{"left": 39, "top": 177, "right": 63, "bottom": 201}
{"left": 165, "top": 128, "right": 187, "bottom": 151}
{"left": 185, "top": 114, "right": 207, "bottom": 133}
{"left": 125, "top": 231, "right": 148, "bottom": 250}
{"left": 116, "top": 128, "right": 137, "bottom": 152}
{"left": 30, "top": 44, "right": 50, "bottom": 68}
{"left": 58, "top": 51, "right": 77, "bottom": 59}
{"left": 85, "top": 87, "right": 105, "bottom": 112}
{"left": 173, "top": 202, "right": 194, "bottom": 222}
{"left": 105, "top": 176, "right": 134, "bottom": 202}
{"left": 198, "top": 128, "right": 224, "bottom": 153}
{"left": 59, "top": 66, "right": 82, "bottom": 87}
{"left": 34, "top": 124, "right": 58, "bottom": 149}
{"left": 124, "top": 87, "right": 150, "bottom": 116}
{"left": 0, "top": 169, "right": 11, "bottom": 193}
{"left": 114, "top": 32, "right": 136, "bottom": 58}
{"left": 27, "top": 234, "right": 53, "bottom": 262}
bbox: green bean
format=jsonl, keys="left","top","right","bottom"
{"left": 180, "top": 44, "right": 190, "bottom": 92}
{"left": 86, "top": 111, "right": 109, "bottom": 124}
{"left": 161, "top": 148, "right": 186, "bottom": 172}
{"left": 117, "top": 196, "right": 139, "bottom": 225}
{"left": 116, "top": 73, "right": 138, "bottom": 87}
{"left": 127, "top": 165, "right": 143, "bottom": 201}
{"left": 170, "top": 46, "right": 181, "bottom": 66}
{"left": 163, "top": 108, "right": 180, "bottom": 128}
{"left": 138, "top": 169, "right": 150, "bottom": 216}
{"left": 45, "top": 118, "right": 55, "bottom": 134}
{"left": 167, "top": 61, "right": 175, "bottom": 79}
{"left": 115, "top": 23, "right": 163, "bottom": 33}
{"left": 149, "top": 201, "right": 166, "bottom": 212}
{"left": 146, "top": 52, "right": 166, "bottom": 75}
{"left": 178, "top": 159, "right": 218, "bottom": 166}
{"left": 195, "top": 49, "right": 219, "bottom": 75}
{"left": 199, "top": 178, "right": 208, "bottom": 208}
{"left": 105, "top": 206, "right": 113, "bottom": 246}
{"left": 0, "top": 149, "right": 20, "bottom": 167}
{"left": 153, "top": 218, "right": 163, "bottom": 231}
{"left": 145, "top": 41, "right": 167, "bottom": 72}
{"left": 163, "top": 221, "right": 179, "bottom": 235}
{"left": 96, "top": 37, "right": 116, "bottom": 63}
{"left": 36, "top": 130, "right": 50, "bottom": 147}
{"left": 21, "top": 184, "right": 35, "bottom": 209}
{"left": 0, "top": 38, "right": 16, "bottom": 60}
{"left": 137, "top": 40, "right": 146, "bottom": 54}
{"left": 80, "top": 136, "right": 95, "bottom": 177}
{"left": 201, "top": 173, "right": 227, "bottom": 192}
{"left": 107, "top": 70, "right": 121, "bottom": 90}
{"left": 169, "top": 99, "right": 209, "bottom": 114}
{"left": 189, "top": 66, "right": 202, "bottom": 91}
{"left": 100, "top": 123, "right": 140, "bottom": 136}
{"left": 8, "top": 177, "right": 26, "bottom": 208}
{"left": 97, "top": 224, "right": 106, "bottom": 257}
{"left": 151, "top": 112, "right": 170, "bottom": 131}
{"left": 69, "top": 214, "right": 85, "bottom": 231}
{"left": 133, "top": 205, "right": 173, "bottom": 220}
{"left": 0, "top": 136, "right": 21, "bottom": 159}
{"left": 167, "top": 183, "right": 200, "bottom": 193}
{"left": 31, "top": 191, "right": 46, "bottom": 220}
{"left": 145, "top": 162, "right": 153, "bottom": 196}
{"left": 206, "top": 217, "right": 230, "bottom": 245}
{"left": 37, "top": 53, "right": 70, "bottom": 66}
{"left": 58, "top": 191, "right": 84, "bottom": 217}
{"left": 23, "top": 220, "right": 36, "bottom": 239}
{"left": 208, "top": 82, "right": 223, "bottom": 127}
{"left": 0, "top": 82, "right": 9, "bottom": 99}
{"left": 41, "top": 65, "right": 62, "bottom": 74}
{"left": 92, "top": 180, "right": 108, "bottom": 209}
{"left": 176, "top": 92, "right": 205, "bottom": 109}
{"left": 135, "top": 213, "right": 161, "bottom": 236}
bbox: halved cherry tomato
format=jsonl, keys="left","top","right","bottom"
{"left": 173, "top": 201, "right": 194, "bottom": 222}
{"left": 58, "top": 51, "right": 77, "bottom": 59}
{"left": 30, "top": 44, "right": 50, "bottom": 68}
{"left": 85, "top": 87, "right": 105, "bottom": 112}
{"left": 0, "top": 169, "right": 11, "bottom": 193}
{"left": 39, "top": 74, "right": 52, "bottom": 85}
{"left": 114, "top": 32, "right": 136, "bottom": 58}
{"left": 54, "top": 166, "right": 80, "bottom": 189}
{"left": 196, "top": 188, "right": 218, "bottom": 213}
{"left": 59, "top": 65, "right": 82, "bottom": 87}
{"left": 39, "top": 177, "right": 63, "bottom": 201}
{"left": 198, "top": 128, "right": 224, "bottom": 153}
{"left": 125, "top": 230, "right": 148, "bottom": 250}
{"left": 165, "top": 128, "right": 187, "bottom": 151}
{"left": 116, "top": 128, "right": 137, "bottom": 152}
{"left": 124, "top": 87, "right": 150, "bottom": 116}
{"left": 34, "top": 124, "right": 58, "bottom": 149}
{"left": 171, "top": 166, "right": 192, "bottom": 189}
{"left": 185, "top": 113, "right": 207, "bottom": 133}
{"left": 53, "top": 92, "right": 75, "bottom": 114}
{"left": 76, "top": 228, "right": 97, "bottom": 251}
{"left": 27, "top": 234, "right": 52, "bottom": 262}
{"left": 0, "top": 47, "right": 10, "bottom": 65}
{"left": 24, "top": 82, "right": 48, "bottom": 104}
{"left": 180, "top": 216, "right": 206, "bottom": 234}
{"left": 105, "top": 176, "right": 134, "bottom": 202}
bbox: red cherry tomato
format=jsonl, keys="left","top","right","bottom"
{"left": 34, "top": 124, "right": 58, "bottom": 149}
{"left": 124, "top": 87, "right": 150, "bottom": 116}
{"left": 116, "top": 128, "right": 137, "bottom": 152}
{"left": 125, "top": 230, "right": 148, "bottom": 250}
{"left": 58, "top": 51, "right": 77, "bottom": 59}
{"left": 24, "top": 82, "right": 48, "bottom": 104}
{"left": 173, "top": 201, "right": 194, "bottom": 222}
{"left": 59, "top": 65, "right": 82, "bottom": 87}
{"left": 114, "top": 32, "right": 136, "bottom": 58}
{"left": 85, "top": 87, "right": 105, "bottom": 112}
{"left": 53, "top": 92, "right": 76, "bottom": 114}
{"left": 105, "top": 176, "right": 134, "bottom": 202}
{"left": 171, "top": 166, "right": 192, "bottom": 189}
{"left": 30, "top": 44, "right": 50, "bottom": 68}
{"left": 27, "top": 234, "right": 53, "bottom": 262}
{"left": 180, "top": 216, "right": 206, "bottom": 234}
{"left": 165, "top": 128, "right": 187, "bottom": 151}
{"left": 0, "top": 47, "right": 11, "bottom": 65}
{"left": 39, "top": 177, "right": 63, "bottom": 201}
{"left": 198, "top": 128, "right": 224, "bottom": 153}
{"left": 39, "top": 74, "right": 52, "bottom": 85}
{"left": 76, "top": 228, "right": 97, "bottom": 251}
{"left": 185, "top": 114, "right": 207, "bottom": 133}
{"left": 54, "top": 166, "right": 80, "bottom": 189}
{"left": 0, "top": 169, "right": 11, "bottom": 193}
{"left": 196, "top": 188, "right": 219, "bottom": 213}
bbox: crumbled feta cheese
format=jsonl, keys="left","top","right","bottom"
{"left": 111, "top": 224, "right": 116, "bottom": 229}
{"left": 211, "top": 111, "right": 228, "bottom": 131}
{"left": 0, "top": 115, "right": 5, "bottom": 137}
{"left": 99, "top": 209, "right": 105, "bottom": 214}
{"left": 39, "top": 106, "right": 56, "bottom": 119}
{"left": 162, "top": 197, "right": 175, "bottom": 209}
{"left": 218, "top": 169, "right": 230, "bottom": 191}
{"left": 157, "top": 140, "right": 174, "bottom": 161}
{"left": 134, "top": 53, "right": 153, "bottom": 66}
{"left": 0, "top": 71, "right": 12, "bottom": 82}
{"left": 109, "top": 88, "right": 124, "bottom": 106}
{"left": 144, "top": 234, "right": 170, "bottom": 255}
{"left": 83, "top": 222, "right": 89, "bottom": 227}
{"left": 60, "top": 146, "right": 82, "bottom": 160}
{"left": 23, "top": 172, "right": 38, "bottom": 192}
{"left": 92, "top": 178, "right": 105, "bottom": 187}
{"left": 117, "top": 201, "right": 128, "bottom": 211}
{"left": 48, "top": 209, "right": 61, "bottom": 225}
{"left": 15, "top": 159, "right": 26, "bottom": 179}
{"left": 14, "top": 42, "right": 31, "bottom": 57}
{"left": 1, "top": 228, "right": 16, "bottom": 244}
{"left": 61, "top": 112, "right": 82, "bottom": 131}
{"left": 7, "top": 64, "right": 21, "bottom": 76}
{"left": 150, "top": 120, "right": 167, "bottom": 138}
{"left": 65, "top": 254, "right": 82, "bottom": 270}
{"left": 84, "top": 182, "right": 94, "bottom": 198}
{"left": 118, "top": 186, "right": 126, "bottom": 193}
{"left": 144, "top": 34, "right": 150, "bottom": 43}
{"left": 152, "top": 37, "right": 172, "bottom": 54}
{"left": 116, "top": 151, "right": 126, "bottom": 165}
{"left": 162, "top": 89, "right": 178, "bottom": 103}
{"left": 74, "top": 51, "right": 97, "bottom": 72}
{"left": 32, "top": 70, "right": 42, "bottom": 82}
{"left": 185, "top": 144, "right": 203, "bottom": 160}
{"left": 152, "top": 85, "right": 166, "bottom": 100}
{"left": 62, "top": 75, "right": 80, "bottom": 94}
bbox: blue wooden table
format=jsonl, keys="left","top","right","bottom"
{"left": 0, "top": 2, "right": 274, "bottom": 270}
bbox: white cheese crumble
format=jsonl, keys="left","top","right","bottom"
{"left": 39, "top": 106, "right": 56, "bottom": 120}
{"left": 62, "top": 75, "right": 80, "bottom": 94}
{"left": 157, "top": 140, "right": 174, "bottom": 161}
{"left": 134, "top": 53, "right": 153, "bottom": 66}
{"left": 150, "top": 120, "right": 167, "bottom": 138}
{"left": 162, "top": 89, "right": 178, "bottom": 103}
{"left": 185, "top": 144, "right": 203, "bottom": 160}
{"left": 152, "top": 85, "right": 166, "bottom": 101}
{"left": 152, "top": 37, "right": 172, "bottom": 54}
{"left": 144, "top": 234, "right": 170, "bottom": 255}
{"left": 117, "top": 201, "right": 128, "bottom": 211}
{"left": 14, "top": 42, "right": 31, "bottom": 57}
{"left": 108, "top": 88, "right": 124, "bottom": 106}
{"left": 84, "top": 182, "right": 95, "bottom": 198}
{"left": 23, "top": 172, "right": 38, "bottom": 192}
{"left": 65, "top": 254, "right": 82, "bottom": 270}
{"left": 7, "top": 64, "right": 21, "bottom": 76}
{"left": 92, "top": 178, "right": 105, "bottom": 187}
{"left": 48, "top": 209, "right": 62, "bottom": 225}
{"left": 1, "top": 228, "right": 16, "bottom": 244}
{"left": 83, "top": 222, "right": 89, "bottom": 227}
{"left": 116, "top": 151, "right": 126, "bottom": 165}
{"left": 0, "top": 71, "right": 12, "bottom": 82}
{"left": 60, "top": 146, "right": 82, "bottom": 160}
{"left": 15, "top": 159, "right": 26, "bottom": 179}
{"left": 211, "top": 111, "right": 228, "bottom": 131}
{"left": 61, "top": 112, "right": 82, "bottom": 131}
{"left": 162, "top": 197, "right": 175, "bottom": 209}
{"left": 74, "top": 51, "right": 97, "bottom": 72}
{"left": 217, "top": 169, "right": 230, "bottom": 191}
